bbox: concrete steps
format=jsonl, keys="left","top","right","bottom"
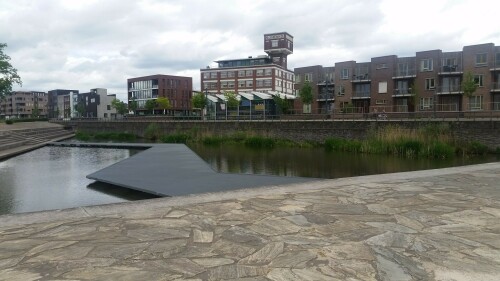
{"left": 0, "top": 127, "right": 74, "bottom": 152}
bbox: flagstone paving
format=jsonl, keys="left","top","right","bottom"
{"left": 0, "top": 162, "right": 499, "bottom": 280}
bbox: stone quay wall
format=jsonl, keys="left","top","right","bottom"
{"left": 64, "top": 120, "right": 500, "bottom": 149}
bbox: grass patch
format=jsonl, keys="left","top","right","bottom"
{"left": 161, "top": 133, "right": 191, "bottom": 144}
{"left": 74, "top": 130, "right": 136, "bottom": 142}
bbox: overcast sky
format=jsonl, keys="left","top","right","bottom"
{"left": 2, "top": 0, "right": 499, "bottom": 101}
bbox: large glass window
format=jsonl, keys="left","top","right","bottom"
{"left": 420, "top": 59, "right": 433, "bottom": 71}
{"left": 469, "top": 95, "right": 483, "bottom": 110}
{"left": 341, "top": 69, "right": 349, "bottom": 79}
{"left": 476, "top": 53, "right": 487, "bottom": 65}
{"left": 425, "top": 78, "right": 435, "bottom": 90}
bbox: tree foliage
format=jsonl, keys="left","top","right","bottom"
{"left": 273, "top": 95, "right": 290, "bottom": 114}
{"left": 145, "top": 99, "right": 156, "bottom": 114}
{"left": 111, "top": 98, "right": 128, "bottom": 115}
{"left": 224, "top": 91, "right": 239, "bottom": 108}
{"left": 300, "top": 81, "right": 313, "bottom": 105}
{"left": 76, "top": 102, "right": 86, "bottom": 117}
{"left": 0, "top": 43, "right": 22, "bottom": 100}
{"left": 462, "top": 71, "right": 478, "bottom": 98}
{"left": 156, "top": 97, "right": 171, "bottom": 114}
{"left": 128, "top": 98, "right": 138, "bottom": 114}
{"left": 192, "top": 92, "right": 206, "bottom": 109}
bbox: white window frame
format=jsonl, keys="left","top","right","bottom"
{"left": 337, "top": 85, "right": 345, "bottom": 96}
{"left": 469, "top": 95, "right": 483, "bottom": 111}
{"left": 271, "top": 40, "right": 278, "bottom": 47}
{"left": 474, "top": 74, "right": 484, "bottom": 87}
{"left": 341, "top": 69, "right": 349, "bottom": 80}
{"left": 420, "top": 59, "right": 433, "bottom": 71}
{"left": 419, "top": 97, "right": 433, "bottom": 110}
{"left": 304, "top": 73, "right": 312, "bottom": 82}
{"left": 425, "top": 78, "right": 435, "bottom": 90}
{"left": 476, "top": 53, "right": 487, "bottom": 65}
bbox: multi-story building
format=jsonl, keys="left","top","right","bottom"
{"left": 200, "top": 32, "right": 295, "bottom": 106}
{"left": 76, "top": 88, "right": 117, "bottom": 119}
{"left": 0, "top": 91, "right": 49, "bottom": 118}
{"left": 294, "top": 65, "right": 334, "bottom": 113}
{"left": 294, "top": 43, "right": 500, "bottom": 114}
{"left": 47, "top": 89, "right": 79, "bottom": 118}
{"left": 127, "top": 74, "right": 193, "bottom": 115}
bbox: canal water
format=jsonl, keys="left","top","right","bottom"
{"left": 0, "top": 146, "right": 156, "bottom": 215}
{"left": 0, "top": 144, "right": 497, "bottom": 215}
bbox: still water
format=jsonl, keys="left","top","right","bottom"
{"left": 1, "top": 144, "right": 497, "bottom": 215}
{"left": 0, "top": 146, "right": 155, "bottom": 215}
{"left": 189, "top": 144, "right": 499, "bottom": 179}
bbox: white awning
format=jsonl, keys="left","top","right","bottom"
{"left": 238, "top": 92, "right": 254, "bottom": 101}
{"left": 268, "top": 91, "right": 296, "bottom": 100}
{"left": 206, "top": 95, "right": 219, "bottom": 103}
{"left": 251, "top": 91, "right": 272, "bottom": 100}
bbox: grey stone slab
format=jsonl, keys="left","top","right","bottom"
{"left": 86, "top": 143, "right": 320, "bottom": 197}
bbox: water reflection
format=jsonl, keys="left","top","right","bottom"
{"left": 0, "top": 147, "right": 148, "bottom": 215}
{"left": 189, "top": 144, "right": 498, "bottom": 179}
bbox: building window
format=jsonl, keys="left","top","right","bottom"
{"left": 221, "top": 81, "right": 228, "bottom": 88}
{"left": 227, "top": 71, "right": 235, "bottom": 78}
{"left": 264, "top": 79, "right": 272, "bottom": 87}
{"left": 238, "top": 71, "right": 245, "bottom": 77}
{"left": 476, "top": 53, "right": 487, "bottom": 65}
{"left": 256, "top": 80, "right": 264, "bottom": 87}
{"left": 107, "top": 105, "right": 111, "bottom": 110}
{"left": 210, "top": 72, "right": 217, "bottom": 79}
{"left": 271, "top": 40, "right": 278, "bottom": 47}
{"left": 474, "top": 74, "right": 484, "bottom": 87}
{"left": 273, "top": 57, "right": 280, "bottom": 64}
{"left": 246, "top": 80, "right": 253, "bottom": 87}
{"left": 203, "top": 72, "right": 209, "bottom": 79}
{"left": 295, "top": 74, "right": 301, "bottom": 83}
{"left": 425, "top": 78, "right": 435, "bottom": 90}
{"left": 264, "top": 69, "right": 272, "bottom": 76}
{"left": 420, "top": 97, "right": 433, "bottom": 110}
{"left": 341, "top": 69, "right": 349, "bottom": 80}
{"left": 376, "top": 63, "right": 387, "bottom": 69}
{"left": 469, "top": 95, "right": 483, "bottom": 111}
{"left": 376, "top": 99, "right": 387, "bottom": 105}
{"left": 228, "top": 81, "right": 235, "bottom": 88}
{"left": 238, "top": 81, "right": 245, "bottom": 88}
{"left": 378, "top": 82, "right": 387, "bottom": 94}
{"left": 304, "top": 73, "right": 312, "bottom": 82}
{"left": 220, "top": 72, "right": 227, "bottom": 78}
{"left": 337, "top": 85, "right": 345, "bottom": 96}
{"left": 420, "top": 59, "right": 433, "bottom": 71}
{"left": 256, "top": 69, "right": 264, "bottom": 76}
{"left": 246, "top": 70, "right": 253, "bottom": 77}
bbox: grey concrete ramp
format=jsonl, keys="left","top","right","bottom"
{"left": 85, "top": 143, "right": 320, "bottom": 196}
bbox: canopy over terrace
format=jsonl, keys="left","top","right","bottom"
{"left": 205, "top": 91, "right": 296, "bottom": 119}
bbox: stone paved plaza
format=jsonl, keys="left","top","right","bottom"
{"left": 0, "top": 162, "right": 499, "bottom": 280}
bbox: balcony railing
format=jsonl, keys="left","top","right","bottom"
{"left": 491, "top": 82, "right": 500, "bottom": 91}
{"left": 438, "top": 65, "right": 463, "bottom": 74}
{"left": 317, "top": 93, "right": 335, "bottom": 100}
{"left": 351, "top": 74, "right": 370, "bottom": 82}
{"left": 352, "top": 91, "right": 371, "bottom": 98}
{"left": 393, "top": 69, "right": 416, "bottom": 78}
{"left": 392, "top": 89, "right": 413, "bottom": 96}
{"left": 436, "top": 85, "right": 462, "bottom": 94}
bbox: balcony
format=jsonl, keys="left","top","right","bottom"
{"left": 491, "top": 82, "right": 500, "bottom": 92}
{"left": 392, "top": 69, "right": 416, "bottom": 79}
{"left": 438, "top": 65, "right": 463, "bottom": 75}
{"left": 351, "top": 91, "right": 371, "bottom": 99}
{"left": 392, "top": 88, "right": 413, "bottom": 97}
{"left": 351, "top": 74, "right": 370, "bottom": 83}
{"left": 317, "top": 93, "right": 335, "bottom": 101}
{"left": 436, "top": 85, "right": 463, "bottom": 95}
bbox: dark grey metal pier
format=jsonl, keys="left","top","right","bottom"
{"left": 48, "top": 142, "right": 320, "bottom": 196}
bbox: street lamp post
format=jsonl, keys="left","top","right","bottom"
{"left": 204, "top": 87, "right": 208, "bottom": 120}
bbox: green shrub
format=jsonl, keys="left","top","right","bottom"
{"left": 202, "top": 136, "right": 225, "bottom": 145}
{"left": 325, "top": 138, "right": 362, "bottom": 152}
{"left": 466, "top": 141, "right": 489, "bottom": 155}
{"left": 161, "top": 134, "right": 191, "bottom": 143}
{"left": 5, "top": 119, "right": 13, "bottom": 125}
{"left": 424, "top": 142, "right": 455, "bottom": 159}
{"left": 244, "top": 136, "right": 276, "bottom": 148}
{"left": 144, "top": 123, "right": 162, "bottom": 140}
{"left": 75, "top": 131, "right": 91, "bottom": 141}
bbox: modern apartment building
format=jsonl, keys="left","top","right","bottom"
{"left": 0, "top": 91, "right": 48, "bottom": 118}
{"left": 294, "top": 43, "right": 500, "bottom": 113}
{"left": 127, "top": 74, "right": 193, "bottom": 115}
{"left": 47, "top": 89, "right": 79, "bottom": 118}
{"left": 200, "top": 32, "right": 295, "bottom": 97}
{"left": 77, "top": 88, "right": 117, "bottom": 119}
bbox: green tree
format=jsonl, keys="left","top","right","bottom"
{"left": 145, "top": 99, "right": 156, "bottom": 115}
{"left": 409, "top": 82, "right": 419, "bottom": 112}
{"left": 273, "top": 95, "right": 290, "bottom": 114}
{"left": 128, "top": 98, "right": 138, "bottom": 115}
{"left": 111, "top": 98, "right": 128, "bottom": 116}
{"left": 300, "top": 81, "right": 313, "bottom": 113}
{"left": 76, "top": 102, "right": 85, "bottom": 117}
{"left": 462, "top": 71, "right": 478, "bottom": 110}
{"left": 31, "top": 101, "right": 40, "bottom": 118}
{"left": 0, "top": 43, "right": 22, "bottom": 100}
{"left": 224, "top": 91, "right": 239, "bottom": 108}
{"left": 156, "top": 97, "right": 171, "bottom": 115}
{"left": 192, "top": 92, "right": 206, "bottom": 109}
